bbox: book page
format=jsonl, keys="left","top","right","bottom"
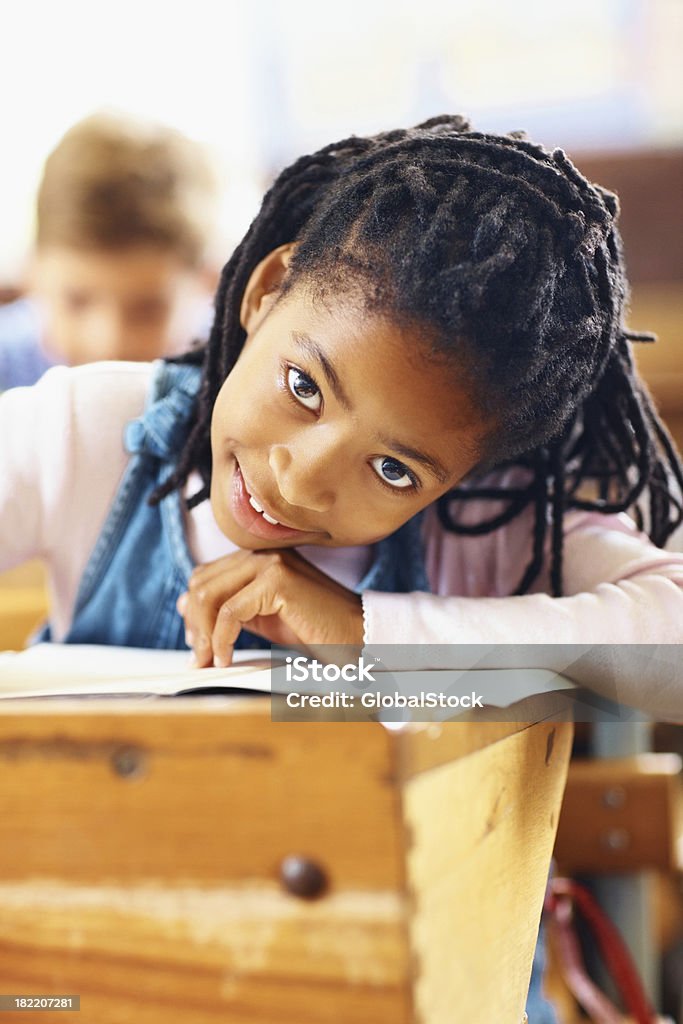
{"left": 0, "top": 645, "right": 273, "bottom": 698}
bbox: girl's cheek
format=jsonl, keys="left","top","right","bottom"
{"left": 219, "top": 385, "right": 267, "bottom": 438}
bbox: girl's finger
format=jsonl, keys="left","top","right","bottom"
{"left": 186, "top": 548, "right": 281, "bottom": 590}
{"left": 183, "top": 550, "right": 347, "bottom": 668}
{"left": 211, "top": 571, "right": 287, "bottom": 667}
{"left": 192, "top": 632, "right": 215, "bottom": 669}
{"left": 184, "top": 556, "right": 276, "bottom": 665}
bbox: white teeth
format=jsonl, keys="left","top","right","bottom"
{"left": 248, "top": 492, "right": 280, "bottom": 525}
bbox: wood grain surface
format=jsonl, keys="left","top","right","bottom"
{"left": 0, "top": 701, "right": 571, "bottom": 1022}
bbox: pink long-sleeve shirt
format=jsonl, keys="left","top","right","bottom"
{"left": 2, "top": 362, "right": 682, "bottom": 715}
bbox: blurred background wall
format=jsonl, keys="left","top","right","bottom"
{"left": 1, "top": 0, "right": 681, "bottom": 280}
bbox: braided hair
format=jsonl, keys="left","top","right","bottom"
{"left": 153, "top": 114, "right": 683, "bottom": 596}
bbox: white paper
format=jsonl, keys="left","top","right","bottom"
{"left": 0, "top": 644, "right": 273, "bottom": 698}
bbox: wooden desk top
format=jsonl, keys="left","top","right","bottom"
{"left": 0, "top": 691, "right": 570, "bottom": 774}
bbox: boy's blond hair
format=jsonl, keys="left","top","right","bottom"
{"left": 36, "top": 112, "right": 218, "bottom": 268}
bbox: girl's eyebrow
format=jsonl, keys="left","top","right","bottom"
{"left": 291, "top": 331, "right": 449, "bottom": 485}
{"left": 376, "top": 436, "right": 449, "bottom": 485}
{"left": 292, "top": 332, "right": 352, "bottom": 410}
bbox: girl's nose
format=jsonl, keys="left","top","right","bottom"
{"left": 268, "top": 444, "right": 336, "bottom": 513}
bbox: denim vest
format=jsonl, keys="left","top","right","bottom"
{"left": 48, "top": 359, "right": 555, "bottom": 1023}
{"left": 52, "top": 360, "right": 430, "bottom": 650}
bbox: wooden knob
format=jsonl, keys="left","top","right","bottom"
{"left": 279, "top": 856, "right": 328, "bottom": 899}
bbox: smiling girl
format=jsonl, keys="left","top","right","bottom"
{"left": 2, "top": 115, "right": 683, "bottom": 1023}
{"left": 1, "top": 116, "right": 682, "bottom": 709}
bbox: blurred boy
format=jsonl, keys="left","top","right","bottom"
{"left": 0, "top": 112, "right": 219, "bottom": 390}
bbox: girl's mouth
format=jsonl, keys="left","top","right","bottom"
{"left": 230, "top": 462, "right": 319, "bottom": 541}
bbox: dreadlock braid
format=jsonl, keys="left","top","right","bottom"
{"left": 153, "top": 114, "right": 683, "bottom": 597}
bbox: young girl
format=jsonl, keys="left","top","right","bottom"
{"left": 2, "top": 115, "right": 682, "bottom": 1022}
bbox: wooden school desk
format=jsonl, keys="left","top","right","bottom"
{"left": 0, "top": 695, "right": 571, "bottom": 1024}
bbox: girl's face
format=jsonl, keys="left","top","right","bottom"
{"left": 210, "top": 251, "right": 488, "bottom": 550}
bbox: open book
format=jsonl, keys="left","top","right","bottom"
{"left": 0, "top": 644, "right": 274, "bottom": 699}
{"left": 0, "top": 642, "right": 577, "bottom": 711}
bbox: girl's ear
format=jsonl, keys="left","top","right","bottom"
{"left": 240, "top": 243, "right": 296, "bottom": 333}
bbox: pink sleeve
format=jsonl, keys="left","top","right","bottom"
{"left": 0, "top": 362, "right": 151, "bottom": 637}
{"left": 361, "top": 503, "right": 683, "bottom": 718}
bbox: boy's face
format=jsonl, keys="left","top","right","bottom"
{"left": 210, "top": 269, "right": 490, "bottom": 550}
{"left": 30, "top": 245, "right": 212, "bottom": 364}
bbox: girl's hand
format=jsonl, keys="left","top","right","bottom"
{"left": 176, "top": 549, "right": 365, "bottom": 668}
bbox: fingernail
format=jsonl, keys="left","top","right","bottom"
{"left": 185, "top": 630, "right": 194, "bottom": 646}
{"left": 177, "top": 593, "right": 188, "bottom": 613}
{"left": 214, "top": 656, "right": 228, "bottom": 668}
{"left": 187, "top": 654, "right": 198, "bottom": 668}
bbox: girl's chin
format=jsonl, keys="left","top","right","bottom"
{"left": 229, "top": 524, "right": 301, "bottom": 550}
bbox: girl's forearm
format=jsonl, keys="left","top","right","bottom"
{"left": 361, "top": 575, "right": 683, "bottom": 720}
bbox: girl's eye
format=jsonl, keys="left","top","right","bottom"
{"left": 371, "top": 456, "right": 416, "bottom": 490}
{"left": 287, "top": 367, "right": 321, "bottom": 411}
